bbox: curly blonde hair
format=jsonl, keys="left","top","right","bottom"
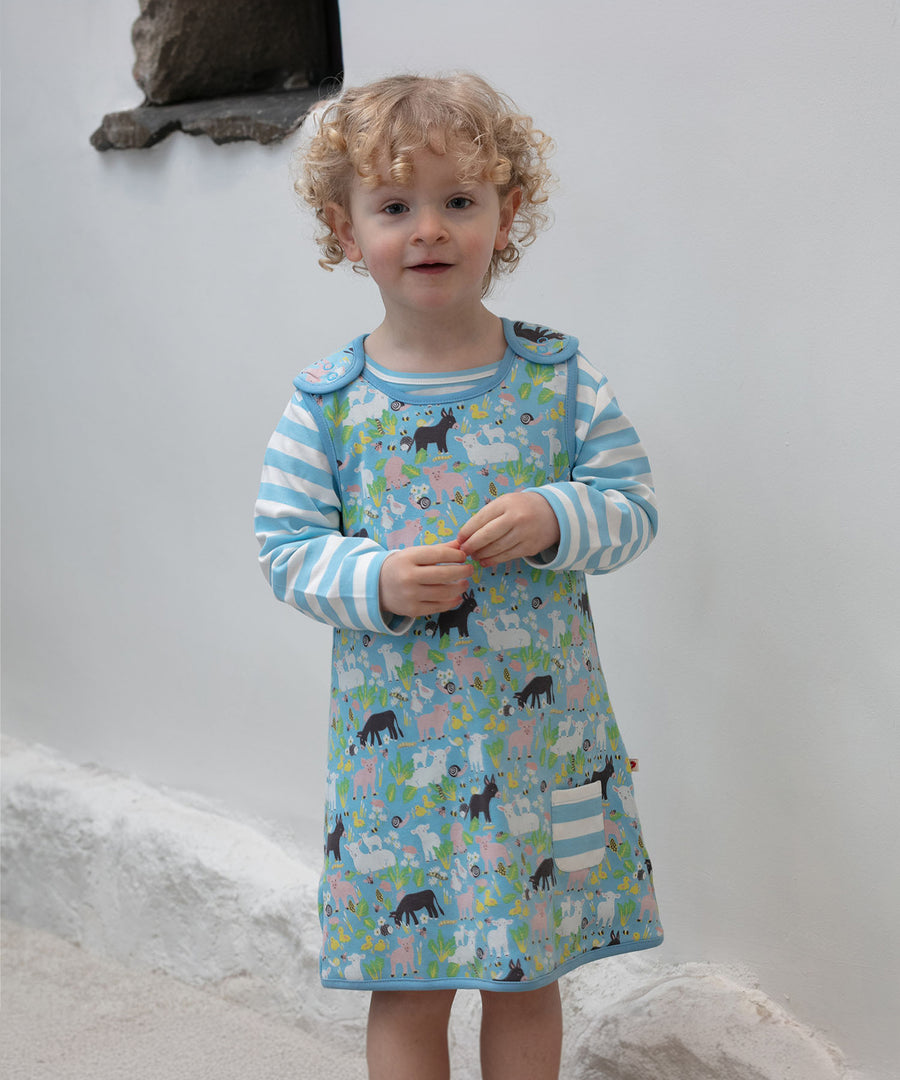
{"left": 295, "top": 73, "right": 554, "bottom": 292}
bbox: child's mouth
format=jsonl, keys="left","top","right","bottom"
{"left": 410, "top": 262, "right": 452, "bottom": 274}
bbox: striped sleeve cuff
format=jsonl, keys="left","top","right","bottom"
{"left": 368, "top": 550, "right": 416, "bottom": 636}
{"left": 306, "top": 545, "right": 414, "bottom": 636}
{"left": 521, "top": 485, "right": 579, "bottom": 570}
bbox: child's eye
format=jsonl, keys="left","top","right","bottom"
{"left": 383, "top": 202, "right": 408, "bottom": 215}
{"left": 447, "top": 196, "right": 472, "bottom": 210}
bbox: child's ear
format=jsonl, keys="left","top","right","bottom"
{"left": 326, "top": 202, "right": 363, "bottom": 263}
{"left": 495, "top": 187, "right": 522, "bottom": 251}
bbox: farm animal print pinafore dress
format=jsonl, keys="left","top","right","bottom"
{"left": 255, "top": 319, "right": 663, "bottom": 991}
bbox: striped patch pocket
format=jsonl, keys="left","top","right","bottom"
{"left": 550, "top": 780, "right": 607, "bottom": 872}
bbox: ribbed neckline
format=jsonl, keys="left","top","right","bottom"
{"left": 361, "top": 345, "right": 514, "bottom": 404}
{"left": 364, "top": 355, "right": 501, "bottom": 397}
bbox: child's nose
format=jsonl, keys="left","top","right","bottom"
{"left": 412, "top": 207, "right": 449, "bottom": 244}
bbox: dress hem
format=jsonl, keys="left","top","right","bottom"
{"left": 320, "top": 928, "right": 663, "bottom": 993}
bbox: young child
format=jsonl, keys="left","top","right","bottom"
{"left": 255, "top": 73, "right": 662, "bottom": 1080}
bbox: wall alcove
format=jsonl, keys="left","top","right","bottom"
{"left": 91, "top": 0, "right": 342, "bottom": 150}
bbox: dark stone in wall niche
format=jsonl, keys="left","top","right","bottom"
{"left": 91, "top": 86, "right": 321, "bottom": 151}
{"left": 132, "top": 0, "right": 330, "bottom": 105}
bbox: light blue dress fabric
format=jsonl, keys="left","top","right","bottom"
{"left": 256, "top": 319, "right": 663, "bottom": 991}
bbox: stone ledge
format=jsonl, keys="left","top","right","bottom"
{"left": 0, "top": 737, "right": 858, "bottom": 1080}
{"left": 90, "top": 86, "right": 321, "bottom": 150}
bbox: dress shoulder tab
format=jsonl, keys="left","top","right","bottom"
{"left": 293, "top": 338, "right": 365, "bottom": 394}
{"left": 503, "top": 319, "right": 579, "bottom": 364}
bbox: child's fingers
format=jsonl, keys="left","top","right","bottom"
{"left": 405, "top": 542, "right": 470, "bottom": 565}
{"left": 464, "top": 532, "right": 522, "bottom": 566}
{"left": 458, "top": 493, "right": 559, "bottom": 564}
{"left": 456, "top": 503, "right": 500, "bottom": 546}
{"left": 400, "top": 545, "right": 474, "bottom": 585}
{"left": 457, "top": 505, "right": 510, "bottom": 556}
{"left": 459, "top": 518, "right": 511, "bottom": 560}
{"left": 421, "top": 564, "right": 475, "bottom": 588}
{"left": 411, "top": 553, "right": 474, "bottom": 587}
{"left": 473, "top": 544, "right": 523, "bottom": 568}
{"left": 379, "top": 546, "right": 472, "bottom": 618}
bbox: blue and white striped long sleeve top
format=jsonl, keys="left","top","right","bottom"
{"left": 256, "top": 399, "right": 400, "bottom": 633}
{"left": 255, "top": 350, "right": 657, "bottom": 634}
{"left": 525, "top": 353, "right": 658, "bottom": 573}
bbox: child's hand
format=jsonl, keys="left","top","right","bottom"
{"left": 457, "top": 492, "right": 560, "bottom": 568}
{"left": 379, "top": 541, "right": 474, "bottom": 618}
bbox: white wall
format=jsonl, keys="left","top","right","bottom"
{"left": 2, "top": 2, "right": 898, "bottom": 1076}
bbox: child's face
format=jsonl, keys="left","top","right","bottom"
{"left": 327, "top": 147, "right": 520, "bottom": 320}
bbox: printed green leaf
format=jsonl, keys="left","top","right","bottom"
{"left": 396, "top": 660, "right": 415, "bottom": 692}
{"left": 324, "top": 398, "right": 350, "bottom": 427}
{"left": 617, "top": 899, "right": 637, "bottom": 926}
{"left": 485, "top": 738, "right": 504, "bottom": 768}
{"left": 427, "top": 930, "right": 457, "bottom": 962}
{"left": 510, "top": 924, "right": 529, "bottom": 953}
{"left": 526, "top": 362, "right": 555, "bottom": 385}
{"left": 364, "top": 956, "right": 384, "bottom": 980}
{"left": 389, "top": 758, "right": 414, "bottom": 784}
{"left": 435, "top": 838, "right": 457, "bottom": 870}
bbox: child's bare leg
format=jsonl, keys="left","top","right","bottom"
{"left": 366, "top": 988, "right": 457, "bottom": 1080}
{"left": 479, "top": 981, "right": 563, "bottom": 1080}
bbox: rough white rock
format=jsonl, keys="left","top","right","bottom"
{"left": 562, "top": 961, "right": 854, "bottom": 1080}
{"left": 1, "top": 737, "right": 860, "bottom": 1079}
{"left": 1, "top": 737, "right": 361, "bottom": 1034}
